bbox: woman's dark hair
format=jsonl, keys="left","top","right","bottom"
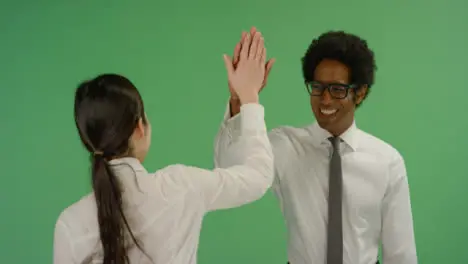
{"left": 74, "top": 73, "right": 148, "bottom": 263}
{"left": 301, "top": 30, "right": 377, "bottom": 107}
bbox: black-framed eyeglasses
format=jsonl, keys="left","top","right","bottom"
{"left": 305, "top": 81, "right": 358, "bottom": 99}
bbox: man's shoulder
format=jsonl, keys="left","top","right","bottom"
{"left": 357, "top": 129, "right": 404, "bottom": 162}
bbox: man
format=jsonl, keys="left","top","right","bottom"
{"left": 215, "top": 28, "right": 418, "bottom": 264}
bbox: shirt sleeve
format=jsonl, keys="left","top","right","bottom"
{"left": 213, "top": 100, "right": 292, "bottom": 209}
{"left": 381, "top": 154, "right": 418, "bottom": 264}
{"left": 157, "top": 102, "right": 274, "bottom": 211}
{"left": 53, "top": 217, "right": 75, "bottom": 264}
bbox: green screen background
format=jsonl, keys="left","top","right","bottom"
{"left": 1, "top": 1, "right": 467, "bottom": 263}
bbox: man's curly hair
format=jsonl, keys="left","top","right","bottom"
{"left": 301, "top": 31, "right": 376, "bottom": 107}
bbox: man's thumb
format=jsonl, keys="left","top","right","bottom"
{"left": 223, "top": 54, "right": 234, "bottom": 76}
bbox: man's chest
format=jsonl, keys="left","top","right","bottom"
{"left": 275, "top": 150, "right": 389, "bottom": 224}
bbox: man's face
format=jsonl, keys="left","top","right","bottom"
{"left": 309, "top": 59, "right": 367, "bottom": 136}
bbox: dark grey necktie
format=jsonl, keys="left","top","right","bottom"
{"left": 327, "top": 136, "right": 343, "bottom": 264}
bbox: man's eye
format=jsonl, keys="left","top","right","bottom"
{"left": 330, "top": 85, "right": 346, "bottom": 91}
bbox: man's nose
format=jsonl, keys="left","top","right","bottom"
{"left": 320, "top": 89, "right": 333, "bottom": 104}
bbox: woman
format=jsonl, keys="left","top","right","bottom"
{"left": 53, "top": 31, "right": 273, "bottom": 264}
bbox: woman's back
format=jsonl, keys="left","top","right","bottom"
{"left": 55, "top": 158, "right": 209, "bottom": 263}
{"left": 55, "top": 100, "right": 272, "bottom": 264}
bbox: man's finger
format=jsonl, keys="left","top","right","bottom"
{"left": 233, "top": 42, "right": 241, "bottom": 66}
{"left": 223, "top": 54, "right": 235, "bottom": 77}
{"left": 261, "top": 58, "right": 276, "bottom": 89}
{"left": 260, "top": 48, "right": 266, "bottom": 65}
{"left": 265, "top": 58, "right": 276, "bottom": 77}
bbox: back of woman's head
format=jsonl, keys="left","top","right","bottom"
{"left": 74, "top": 73, "right": 149, "bottom": 159}
{"left": 74, "top": 73, "right": 150, "bottom": 264}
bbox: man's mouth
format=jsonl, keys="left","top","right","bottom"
{"left": 320, "top": 108, "right": 337, "bottom": 116}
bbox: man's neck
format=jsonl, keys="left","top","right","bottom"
{"left": 327, "top": 119, "right": 355, "bottom": 137}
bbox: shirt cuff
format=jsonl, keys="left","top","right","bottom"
{"left": 239, "top": 103, "right": 266, "bottom": 132}
{"left": 222, "top": 98, "right": 241, "bottom": 127}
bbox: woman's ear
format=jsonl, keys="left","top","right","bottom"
{"left": 134, "top": 118, "right": 146, "bottom": 139}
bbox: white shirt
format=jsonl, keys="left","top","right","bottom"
{"left": 53, "top": 103, "right": 274, "bottom": 264}
{"left": 214, "top": 103, "right": 418, "bottom": 264}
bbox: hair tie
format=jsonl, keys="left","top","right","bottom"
{"left": 93, "top": 150, "right": 104, "bottom": 156}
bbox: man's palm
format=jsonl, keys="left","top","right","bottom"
{"left": 228, "top": 28, "right": 275, "bottom": 99}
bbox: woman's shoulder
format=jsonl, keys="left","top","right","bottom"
{"left": 54, "top": 193, "right": 98, "bottom": 241}
{"left": 149, "top": 164, "right": 194, "bottom": 189}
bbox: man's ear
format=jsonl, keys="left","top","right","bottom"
{"left": 354, "top": 85, "right": 368, "bottom": 105}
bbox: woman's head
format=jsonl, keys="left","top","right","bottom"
{"left": 74, "top": 73, "right": 151, "bottom": 162}
{"left": 73, "top": 73, "right": 151, "bottom": 263}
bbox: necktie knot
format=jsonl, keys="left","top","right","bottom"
{"left": 328, "top": 136, "right": 340, "bottom": 151}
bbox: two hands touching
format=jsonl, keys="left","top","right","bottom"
{"left": 223, "top": 27, "right": 275, "bottom": 113}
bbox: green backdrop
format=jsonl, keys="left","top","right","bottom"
{"left": 1, "top": 1, "right": 467, "bottom": 263}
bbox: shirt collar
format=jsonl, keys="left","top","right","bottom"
{"left": 310, "top": 120, "right": 359, "bottom": 151}
{"left": 108, "top": 157, "right": 147, "bottom": 175}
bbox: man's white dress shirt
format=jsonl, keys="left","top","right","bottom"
{"left": 214, "top": 103, "right": 418, "bottom": 264}
{"left": 53, "top": 103, "right": 274, "bottom": 264}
